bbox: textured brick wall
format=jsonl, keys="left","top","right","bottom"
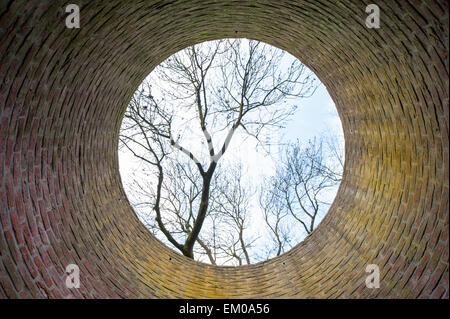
{"left": 0, "top": 0, "right": 448, "bottom": 298}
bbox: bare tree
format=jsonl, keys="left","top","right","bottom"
{"left": 260, "top": 136, "right": 343, "bottom": 253}
{"left": 119, "top": 38, "right": 317, "bottom": 260}
{"left": 259, "top": 184, "right": 293, "bottom": 258}
{"left": 212, "top": 163, "right": 257, "bottom": 265}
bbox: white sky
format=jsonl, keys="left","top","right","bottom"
{"left": 118, "top": 43, "right": 344, "bottom": 265}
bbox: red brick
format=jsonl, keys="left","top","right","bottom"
{"left": 0, "top": 0, "right": 448, "bottom": 300}
{"left": 33, "top": 256, "right": 53, "bottom": 289}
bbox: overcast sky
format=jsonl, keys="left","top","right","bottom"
{"left": 118, "top": 43, "right": 344, "bottom": 265}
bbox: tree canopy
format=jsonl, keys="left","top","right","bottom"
{"left": 119, "top": 38, "right": 343, "bottom": 265}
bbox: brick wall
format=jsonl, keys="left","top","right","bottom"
{"left": 0, "top": 0, "right": 448, "bottom": 298}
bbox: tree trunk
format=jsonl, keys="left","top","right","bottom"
{"left": 183, "top": 162, "right": 217, "bottom": 258}
{"left": 197, "top": 238, "right": 216, "bottom": 265}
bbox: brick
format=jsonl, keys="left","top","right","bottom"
{"left": 33, "top": 256, "right": 53, "bottom": 289}
{"left": 2, "top": 255, "right": 24, "bottom": 292}
{"left": 0, "top": 0, "right": 448, "bottom": 300}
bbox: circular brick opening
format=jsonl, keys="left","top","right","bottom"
{"left": 0, "top": 1, "right": 448, "bottom": 298}
{"left": 118, "top": 38, "right": 344, "bottom": 266}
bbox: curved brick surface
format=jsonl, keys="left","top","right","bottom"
{"left": 0, "top": 0, "right": 448, "bottom": 298}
